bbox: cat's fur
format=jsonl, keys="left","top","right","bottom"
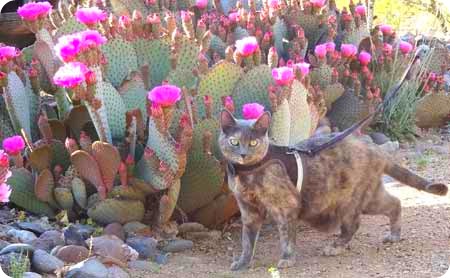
{"left": 218, "top": 110, "right": 448, "bottom": 271}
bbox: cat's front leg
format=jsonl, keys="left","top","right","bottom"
{"left": 275, "top": 214, "right": 297, "bottom": 269}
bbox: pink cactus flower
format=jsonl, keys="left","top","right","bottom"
{"left": 399, "top": 41, "right": 413, "bottom": 54}
{"left": 235, "top": 36, "right": 259, "bottom": 57}
{"left": 53, "top": 62, "right": 89, "bottom": 88}
{"left": 196, "top": 0, "right": 208, "bottom": 9}
{"left": 0, "top": 183, "right": 11, "bottom": 203}
{"left": 228, "top": 12, "right": 239, "bottom": 23}
{"left": 54, "top": 34, "right": 82, "bottom": 62}
{"left": 242, "top": 103, "right": 265, "bottom": 120}
{"left": 79, "top": 30, "right": 107, "bottom": 50}
{"left": 340, "top": 44, "right": 357, "bottom": 58}
{"left": 147, "top": 84, "right": 182, "bottom": 107}
{"left": 325, "top": 42, "right": 336, "bottom": 52}
{"left": 314, "top": 44, "right": 327, "bottom": 59}
{"left": 383, "top": 43, "right": 393, "bottom": 56}
{"left": 272, "top": 66, "right": 295, "bottom": 86}
{"left": 379, "top": 24, "right": 393, "bottom": 35}
{"left": 0, "top": 46, "right": 19, "bottom": 62}
{"left": 2, "top": 136, "right": 25, "bottom": 156}
{"left": 295, "top": 62, "right": 310, "bottom": 76}
{"left": 358, "top": 51, "right": 371, "bottom": 66}
{"left": 355, "top": 5, "right": 366, "bottom": 16}
{"left": 17, "top": 1, "right": 52, "bottom": 21}
{"left": 75, "top": 7, "right": 107, "bottom": 25}
{"left": 269, "top": 0, "right": 279, "bottom": 9}
{"left": 119, "top": 15, "right": 131, "bottom": 28}
{"left": 0, "top": 150, "right": 9, "bottom": 168}
{"left": 310, "top": 0, "right": 325, "bottom": 8}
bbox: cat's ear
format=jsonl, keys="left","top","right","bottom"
{"left": 220, "top": 109, "right": 237, "bottom": 133}
{"left": 253, "top": 111, "right": 271, "bottom": 135}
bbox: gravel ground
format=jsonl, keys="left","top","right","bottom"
{"left": 131, "top": 139, "right": 450, "bottom": 278}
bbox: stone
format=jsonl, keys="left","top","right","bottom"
{"left": 16, "top": 221, "right": 53, "bottom": 235}
{"left": 31, "top": 230, "right": 64, "bottom": 252}
{"left": 0, "top": 243, "right": 35, "bottom": 256}
{"left": 103, "top": 223, "right": 125, "bottom": 241}
{"left": 155, "top": 253, "right": 169, "bottom": 265}
{"left": 358, "top": 135, "right": 374, "bottom": 145}
{"left": 71, "top": 224, "right": 96, "bottom": 239}
{"left": 107, "top": 266, "right": 130, "bottom": 278}
{"left": 126, "top": 236, "right": 157, "bottom": 259}
{"left": 370, "top": 132, "right": 390, "bottom": 145}
{"left": 22, "top": 272, "right": 43, "bottom": 278}
{"left": 127, "top": 260, "right": 160, "bottom": 272}
{"left": 178, "top": 222, "right": 207, "bottom": 234}
{"left": 159, "top": 239, "right": 193, "bottom": 253}
{"left": 55, "top": 245, "right": 89, "bottom": 264}
{"left": 63, "top": 225, "right": 88, "bottom": 247}
{"left": 184, "top": 230, "right": 222, "bottom": 241}
{"left": 0, "top": 239, "right": 10, "bottom": 250}
{"left": 7, "top": 228, "right": 37, "bottom": 243}
{"left": 31, "top": 250, "right": 64, "bottom": 274}
{"left": 86, "top": 235, "right": 136, "bottom": 262}
{"left": 123, "top": 222, "right": 148, "bottom": 237}
{"left": 66, "top": 258, "right": 108, "bottom": 278}
{"left": 0, "top": 252, "right": 31, "bottom": 275}
{"left": 379, "top": 141, "right": 399, "bottom": 153}
{"left": 0, "top": 209, "right": 14, "bottom": 224}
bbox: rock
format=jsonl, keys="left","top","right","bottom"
{"left": 370, "top": 132, "right": 390, "bottom": 145}
{"left": 379, "top": 141, "right": 399, "bottom": 153}
{"left": 31, "top": 230, "right": 64, "bottom": 252}
{"left": 0, "top": 252, "right": 31, "bottom": 275}
{"left": 0, "top": 239, "right": 10, "bottom": 250}
{"left": 22, "top": 272, "right": 43, "bottom": 278}
{"left": 86, "top": 235, "right": 136, "bottom": 262}
{"left": 66, "top": 258, "right": 108, "bottom": 278}
{"left": 103, "top": 223, "right": 125, "bottom": 241}
{"left": 0, "top": 209, "right": 14, "bottom": 224}
{"left": 0, "top": 243, "right": 35, "bottom": 256}
{"left": 123, "top": 222, "right": 149, "bottom": 237}
{"left": 155, "top": 253, "right": 169, "bottom": 265}
{"left": 128, "top": 260, "right": 160, "bottom": 272}
{"left": 183, "top": 231, "right": 222, "bottom": 241}
{"left": 55, "top": 245, "right": 89, "bottom": 264}
{"left": 16, "top": 221, "right": 53, "bottom": 235}
{"left": 178, "top": 222, "right": 207, "bottom": 234}
{"left": 31, "top": 250, "right": 64, "bottom": 274}
{"left": 159, "top": 239, "right": 193, "bottom": 253}
{"left": 7, "top": 228, "right": 37, "bottom": 243}
{"left": 358, "top": 135, "right": 374, "bottom": 145}
{"left": 107, "top": 266, "right": 130, "bottom": 278}
{"left": 63, "top": 225, "right": 88, "bottom": 247}
{"left": 126, "top": 236, "right": 157, "bottom": 259}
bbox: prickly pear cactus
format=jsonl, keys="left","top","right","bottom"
{"left": 327, "top": 90, "right": 372, "bottom": 130}
{"left": 71, "top": 177, "right": 87, "bottom": 209}
{"left": 273, "top": 17, "right": 288, "bottom": 57}
{"left": 310, "top": 63, "right": 333, "bottom": 89}
{"left": 288, "top": 80, "right": 312, "bottom": 144}
{"left": 167, "top": 36, "right": 200, "bottom": 90}
{"left": 270, "top": 98, "right": 291, "bottom": 146}
{"left": 87, "top": 198, "right": 145, "bottom": 225}
{"left": 0, "top": 98, "right": 15, "bottom": 144}
{"left": 118, "top": 72, "right": 148, "bottom": 119}
{"left": 415, "top": 93, "right": 450, "bottom": 128}
{"left": 323, "top": 82, "right": 345, "bottom": 109}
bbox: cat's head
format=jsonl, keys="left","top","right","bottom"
{"left": 218, "top": 109, "right": 271, "bottom": 165}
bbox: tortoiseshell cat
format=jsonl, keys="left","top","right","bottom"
{"left": 218, "top": 110, "right": 448, "bottom": 271}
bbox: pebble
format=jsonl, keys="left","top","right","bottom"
{"left": 103, "top": 223, "right": 125, "bottom": 241}
{"left": 159, "top": 239, "right": 193, "bottom": 253}
{"left": 0, "top": 243, "right": 35, "bottom": 256}
{"left": 128, "top": 260, "right": 160, "bottom": 272}
{"left": 107, "top": 266, "right": 130, "bottom": 278}
{"left": 183, "top": 231, "right": 221, "bottom": 241}
{"left": 71, "top": 224, "right": 95, "bottom": 239}
{"left": 123, "top": 222, "right": 149, "bottom": 237}
{"left": 63, "top": 225, "right": 88, "bottom": 247}
{"left": 0, "top": 210, "right": 14, "bottom": 224}
{"left": 379, "top": 141, "right": 399, "bottom": 153}
{"left": 358, "top": 135, "right": 374, "bottom": 145}
{"left": 0, "top": 239, "right": 10, "bottom": 250}
{"left": 7, "top": 228, "right": 37, "bottom": 243}
{"left": 55, "top": 245, "right": 89, "bottom": 264}
{"left": 22, "top": 272, "right": 43, "bottom": 278}
{"left": 31, "top": 250, "right": 64, "bottom": 273}
{"left": 178, "top": 222, "right": 207, "bottom": 234}
{"left": 86, "top": 235, "right": 135, "bottom": 261}
{"left": 16, "top": 221, "right": 53, "bottom": 235}
{"left": 155, "top": 253, "right": 169, "bottom": 265}
{"left": 65, "top": 258, "right": 108, "bottom": 278}
{"left": 370, "top": 132, "right": 390, "bottom": 145}
{"left": 31, "top": 230, "right": 64, "bottom": 252}
{"left": 126, "top": 236, "right": 158, "bottom": 259}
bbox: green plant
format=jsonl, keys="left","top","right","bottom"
{"left": 9, "top": 251, "right": 30, "bottom": 278}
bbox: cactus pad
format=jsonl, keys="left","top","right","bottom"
{"left": 327, "top": 90, "right": 372, "bottom": 130}
{"left": 108, "top": 186, "right": 146, "bottom": 202}
{"left": 288, "top": 81, "right": 312, "bottom": 144}
{"left": 34, "top": 169, "right": 55, "bottom": 203}
{"left": 269, "top": 98, "right": 291, "bottom": 146}
{"left": 310, "top": 64, "right": 333, "bottom": 89}
{"left": 5, "top": 71, "right": 31, "bottom": 138}
{"left": 118, "top": 72, "right": 148, "bottom": 118}
{"left": 273, "top": 17, "right": 288, "bottom": 57}
{"left": 71, "top": 177, "right": 87, "bottom": 209}
{"left": 71, "top": 150, "right": 105, "bottom": 191}
{"left": 323, "top": 83, "right": 345, "bottom": 109}
{"left": 167, "top": 37, "right": 199, "bottom": 90}
{"left": 91, "top": 141, "right": 121, "bottom": 192}
{"left": 415, "top": 93, "right": 450, "bottom": 128}
{"left": 29, "top": 145, "right": 52, "bottom": 172}
{"left": 55, "top": 17, "right": 87, "bottom": 38}
{"left": 64, "top": 105, "right": 91, "bottom": 140}
{"left": 87, "top": 199, "right": 145, "bottom": 225}
{"left": 190, "top": 191, "right": 238, "bottom": 228}
{"left": 54, "top": 187, "right": 74, "bottom": 210}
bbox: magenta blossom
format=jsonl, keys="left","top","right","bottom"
{"left": 53, "top": 62, "right": 89, "bottom": 88}
{"left": 228, "top": 12, "right": 239, "bottom": 23}
{"left": 2, "top": 136, "right": 25, "bottom": 156}
{"left": 272, "top": 67, "right": 295, "bottom": 86}
{"left": 79, "top": 30, "right": 107, "bottom": 50}
{"left": 17, "top": 1, "right": 52, "bottom": 21}
{"left": 380, "top": 24, "right": 393, "bottom": 35}
{"left": 358, "top": 51, "right": 371, "bottom": 65}
{"left": 314, "top": 44, "right": 327, "bottom": 59}
{"left": 0, "top": 46, "right": 19, "bottom": 62}
{"left": 147, "top": 85, "right": 182, "bottom": 107}
{"left": 325, "top": 42, "right": 335, "bottom": 52}
{"left": 295, "top": 62, "right": 310, "bottom": 76}
{"left": 0, "top": 150, "right": 8, "bottom": 168}
{"left": 340, "top": 44, "right": 357, "bottom": 58}
{"left": 399, "top": 41, "right": 413, "bottom": 54}
{"left": 355, "top": 5, "right": 366, "bottom": 16}
{"left": 54, "top": 34, "right": 82, "bottom": 62}
{"left": 195, "top": 0, "right": 208, "bottom": 9}
{"left": 75, "top": 7, "right": 107, "bottom": 25}
{"left": 235, "top": 36, "right": 259, "bottom": 57}
{"left": 0, "top": 183, "right": 11, "bottom": 203}
{"left": 310, "top": 0, "right": 325, "bottom": 8}
{"left": 269, "top": 0, "right": 279, "bottom": 9}
{"left": 242, "top": 103, "right": 265, "bottom": 120}
{"left": 383, "top": 43, "right": 393, "bottom": 55}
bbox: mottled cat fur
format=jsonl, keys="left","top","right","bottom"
{"left": 218, "top": 110, "right": 448, "bottom": 271}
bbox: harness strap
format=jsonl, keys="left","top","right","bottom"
{"left": 288, "top": 150, "right": 304, "bottom": 192}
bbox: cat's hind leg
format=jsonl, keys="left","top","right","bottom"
{"left": 273, "top": 212, "right": 298, "bottom": 268}
{"left": 363, "top": 184, "right": 401, "bottom": 243}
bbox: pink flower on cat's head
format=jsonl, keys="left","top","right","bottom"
{"left": 54, "top": 34, "right": 82, "bottom": 62}
{"left": 0, "top": 46, "right": 19, "bottom": 63}
{"left": 272, "top": 66, "right": 295, "bottom": 86}
{"left": 235, "top": 36, "right": 259, "bottom": 57}
{"left": 340, "top": 44, "right": 357, "bottom": 58}
{"left": 325, "top": 42, "right": 335, "bottom": 52}
{"left": 75, "top": 7, "right": 107, "bottom": 25}
{"left": 228, "top": 12, "right": 239, "bottom": 23}
{"left": 53, "top": 62, "right": 89, "bottom": 88}
{"left": 310, "top": 0, "right": 325, "bottom": 8}
{"left": 196, "top": 0, "right": 208, "bottom": 9}
{"left": 358, "top": 51, "right": 371, "bottom": 65}
{"left": 314, "top": 44, "right": 327, "bottom": 59}
{"left": 2, "top": 136, "right": 25, "bottom": 156}
{"left": 379, "top": 24, "right": 393, "bottom": 35}
{"left": 242, "top": 103, "right": 265, "bottom": 120}
{"left": 355, "top": 5, "right": 366, "bottom": 16}
{"left": 0, "top": 183, "right": 11, "bottom": 203}
{"left": 147, "top": 84, "right": 182, "bottom": 107}
{"left": 17, "top": 1, "right": 52, "bottom": 21}
{"left": 295, "top": 62, "right": 310, "bottom": 76}
{"left": 399, "top": 41, "right": 413, "bottom": 54}
{"left": 0, "top": 150, "right": 9, "bottom": 168}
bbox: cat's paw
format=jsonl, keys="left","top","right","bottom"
{"left": 382, "top": 233, "right": 401, "bottom": 243}
{"left": 230, "top": 260, "right": 250, "bottom": 271}
{"left": 322, "top": 245, "right": 346, "bottom": 256}
{"left": 277, "top": 258, "right": 296, "bottom": 269}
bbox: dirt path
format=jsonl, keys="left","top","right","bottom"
{"left": 132, "top": 140, "right": 450, "bottom": 278}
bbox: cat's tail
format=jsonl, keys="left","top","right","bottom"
{"left": 384, "top": 162, "right": 448, "bottom": 196}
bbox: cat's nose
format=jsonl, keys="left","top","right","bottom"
{"left": 240, "top": 154, "right": 247, "bottom": 159}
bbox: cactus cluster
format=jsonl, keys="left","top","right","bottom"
{"left": 0, "top": 0, "right": 447, "bottom": 230}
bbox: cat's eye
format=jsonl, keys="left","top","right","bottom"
{"left": 229, "top": 138, "right": 239, "bottom": 146}
{"left": 249, "top": 139, "right": 258, "bottom": 147}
